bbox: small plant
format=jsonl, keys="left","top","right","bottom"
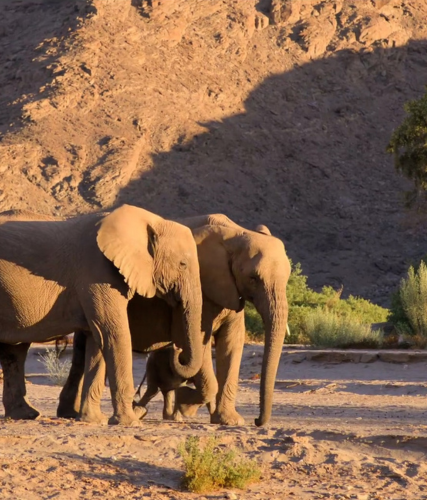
{"left": 178, "top": 435, "right": 261, "bottom": 493}
{"left": 398, "top": 262, "right": 427, "bottom": 339}
{"left": 38, "top": 348, "right": 71, "bottom": 386}
{"left": 304, "top": 309, "right": 383, "bottom": 348}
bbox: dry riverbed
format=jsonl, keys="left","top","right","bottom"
{"left": 0, "top": 345, "right": 426, "bottom": 499}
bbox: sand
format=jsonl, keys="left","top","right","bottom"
{"left": 0, "top": 345, "right": 426, "bottom": 499}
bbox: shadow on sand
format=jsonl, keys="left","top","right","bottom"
{"left": 115, "top": 39, "right": 427, "bottom": 302}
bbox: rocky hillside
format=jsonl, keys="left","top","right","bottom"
{"left": 1, "top": 0, "right": 427, "bottom": 305}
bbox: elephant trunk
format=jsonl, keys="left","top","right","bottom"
{"left": 255, "top": 288, "right": 289, "bottom": 427}
{"left": 169, "top": 285, "right": 204, "bottom": 380}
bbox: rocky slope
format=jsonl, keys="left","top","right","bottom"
{"left": 1, "top": 0, "right": 427, "bottom": 304}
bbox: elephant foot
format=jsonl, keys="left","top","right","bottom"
{"left": 163, "top": 412, "right": 183, "bottom": 422}
{"left": 5, "top": 402, "right": 40, "bottom": 420}
{"left": 108, "top": 411, "right": 141, "bottom": 426}
{"left": 178, "top": 403, "right": 201, "bottom": 418}
{"left": 211, "top": 410, "right": 245, "bottom": 426}
{"left": 57, "top": 406, "right": 79, "bottom": 419}
{"left": 78, "top": 411, "right": 108, "bottom": 425}
{"left": 133, "top": 405, "right": 148, "bottom": 420}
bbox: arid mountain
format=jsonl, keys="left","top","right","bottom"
{"left": 1, "top": 0, "right": 427, "bottom": 305}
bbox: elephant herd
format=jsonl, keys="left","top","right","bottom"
{"left": 0, "top": 205, "right": 290, "bottom": 427}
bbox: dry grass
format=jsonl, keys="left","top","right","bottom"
{"left": 38, "top": 348, "right": 71, "bottom": 386}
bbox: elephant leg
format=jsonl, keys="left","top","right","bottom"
{"left": 211, "top": 311, "right": 245, "bottom": 426}
{"left": 0, "top": 342, "right": 39, "bottom": 420}
{"left": 82, "top": 289, "right": 140, "bottom": 426}
{"left": 132, "top": 381, "right": 158, "bottom": 421}
{"left": 175, "top": 343, "right": 218, "bottom": 418}
{"left": 137, "top": 383, "right": 160, "bottom": 407}
{"left": 57, "top": 330, "right": 88, "bottom": 418}
{"left": 79, "top": 334, "right": 108, "bottom": 424}
{"left": 132, "top": 357, "right": 160, "bottom": 420}
{"left": 162, "top": 389, "right": 182, "bottom": 421}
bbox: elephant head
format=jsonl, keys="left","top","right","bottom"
{"left": 192, "top": 223, "right": 290, "bottom": 426}
{"left": 96, "top": 204, "right": 203, "bottom": 379}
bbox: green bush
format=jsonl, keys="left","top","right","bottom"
{"left": 388, "top": 255, "right": 427, "bottom": 336}
{"left": 396, "top": 262, "right": 427, "bottom": 339}
{"left": 304, "top": 309, "right": 383, "bottom": 348}
{"left": 244, "top": 260, "right": 388, "bottom": 344}
{"left": 245, "top": 302, "right": 264, "bottom": 341}
{"left": 178, "top": 436, "right": 261, "bottom": 493}
{"left": 388, "top": 288, "right": 413, "bottom": 336}
{"left": 387, "top": 87, "right": 427, "bottom": 206}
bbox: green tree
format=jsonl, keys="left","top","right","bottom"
{"left": 387, "top": 88, "right": 427, "bottom": 206}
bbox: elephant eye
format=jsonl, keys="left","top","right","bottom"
{"left": 179, "top": 261, "right": 187, "bottom": 269}
{"left": 249, "top": 275, "right": 258, "bottom": 284}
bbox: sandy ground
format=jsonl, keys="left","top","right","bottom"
{"left": 0, "top": 345, "right": 426, "bottom": 499}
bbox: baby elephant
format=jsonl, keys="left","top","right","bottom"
{"left": 133, "top": 346, "right": 195, "bottom": 421}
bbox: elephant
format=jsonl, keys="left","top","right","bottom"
{"left": 0, "top": 205, "right": 204, "bottom": 425}
{"left": 132, "top": 345, "right": 193, "bottom": 421}
{"left": 58, "top": 213, "right": 290, "bottom": 427}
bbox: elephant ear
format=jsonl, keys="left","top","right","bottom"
{"left": 193, "top": 226, "right": 243, "bottom": 312}
{"left": 255, "top": 224, "right": 271, "bottom": 236}
{"left": 96, "top": 204, "right": 157, "bottom": 298}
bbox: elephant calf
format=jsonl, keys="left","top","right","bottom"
{"left": 133, "top": 346, "right": 196, "bottom": 421}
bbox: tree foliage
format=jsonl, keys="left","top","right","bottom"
{"left": 387, "top": 88, "right": 427, "bottom": 205}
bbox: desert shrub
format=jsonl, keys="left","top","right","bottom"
{"left": 290, "top": 285, "right": 387, "bottom": 342}
{"left": 178, "top": 435, "right": 261, "bottom": 493}
{"left": 244, "top": 260, "right": 388, "bottom": 344}
{"left": 387, "top": 88, "right": 427, "bottom": 206}
{"left": 397, "top": 262, "right": 427, "bottom": 339}
{"left": 388, "top": 287, "right": 413, "bottom": 336}
{"left": 38, "top": 348, "right": 71, "bottom": 386}
{"left": 305, "top": 309, "right": 383, "bottom": 348}
{"left": 388, "top": 256, "right": 427, "bottom": 337}
{"left": 245, "top": 302, "right": 264, "bottom": 341}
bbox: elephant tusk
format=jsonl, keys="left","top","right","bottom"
{"left": 237, "top": 296, "right": 245, "bottom": 313}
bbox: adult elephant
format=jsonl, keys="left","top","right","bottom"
{"left": 0, "top": 205, "right": 203, "bottom": 425}
{"left": 59, "top": 214, "right": 290, "bottom": 427}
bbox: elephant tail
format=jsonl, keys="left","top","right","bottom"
{"left": 133, "top": 371, "right": 147, "bottom": 404}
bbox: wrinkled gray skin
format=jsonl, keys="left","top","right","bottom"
{"left": 0, "top": 206, "right": 203, "bottom": 425}
{"left": 133, "top": 345, "right": 193, "bottom": 421}
{"left": 59, "top": 214, "right": 290, "bottom": 427}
